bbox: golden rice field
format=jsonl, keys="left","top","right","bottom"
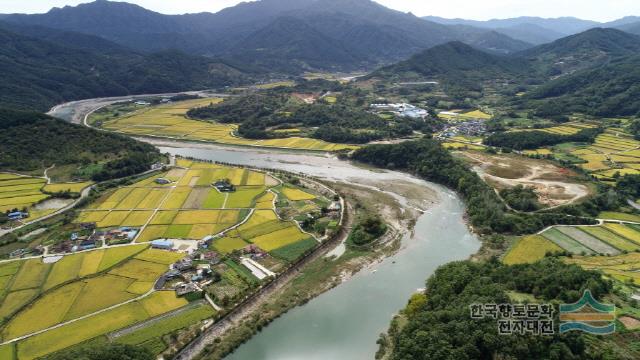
{"left": 441, "top": 142, "right": 485, "bottom": 151}
{"left": 502, "top": 235, "right": 563, "bottom": 265}
{"left": 0, "top": 174, "right": 48, "bottom": 214}
{"left": 1, "top": 244, "right": 185, "bottom": 348}
{"left": 15, "top": 290, "right": 187, "bottom": 360}
{"left": 0, "top": 173, "right": 94, "bottom": 220}
{"left": 100, "top": 98, "right": 356, "bottom": 152}
{"left": 75, "top": 162, "right": 276, "bottom": 242}
{"left": 439, "top": 109, "right": 492, "bottom": 121}
{"left": 566, "top": 130, "right": 640, "bottom": 181}
{"left": 281, "top": 187, "right": 316, "bottom": 201}
{"left": 0, "top": 245, "right": 149, "bottom": 336}
{"left": 565, "top": 252, "right": 640, "bottom": 285}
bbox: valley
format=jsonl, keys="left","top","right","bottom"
{"left": 3, "top": 1, "right": 640, "bottom": 360}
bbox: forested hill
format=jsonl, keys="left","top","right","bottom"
{"left": 371, "top": 41, "right": 529, "bottom": 79}
{"left": 523, "top": 54, "right": 640, "bottom": 117}
{"left": 366, "top": 41, "right": 531, "bottom": 96}
{"left": 516, "top": 27, "right": 640, "bottom": 75}
{"left": 381, "top": 259, "right": 612, "bottom": 359}
{"left": 0, "top": 26, "right": 249, "bottom": 111}
{"left": 0, "top": 108, "right": 160, "bottom": 181}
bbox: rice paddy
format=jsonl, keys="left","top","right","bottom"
{"left": 281, "top": 187, "right": 316, "bottom": 201}
{"left": 0, "top": 244, "right": 185, "bottom": 348}
{"left": 560, "top": 129, "right": 640, "bottom": 181}
{"left": 0, "top": 159, "right": 333, "bottom": 359}
{"left": 0, "top": 174, "right": 48, "bottom": 214}
{"left": 502, "top": 235, "right": 563, "bottom": 265}
{"left": 98, "top": 98, "right": 356, "bottom": 152}
{"left": 565, "top": 253, "right": 640, "bottom": 285}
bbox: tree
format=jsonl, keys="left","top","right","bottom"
{"left": 48, "top": 343, "right": 153, "bottom": 360}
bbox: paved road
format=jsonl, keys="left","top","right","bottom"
{"left": 48, "top": 91, "right": 231, "bottom": 125}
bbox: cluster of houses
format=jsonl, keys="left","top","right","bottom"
{"left": 370, "top": 103, "right": 429, "bottom": 119}
{"left": 439, "top": 119, "right": 487, "bottom": 138}
{"left": 156, "top": 250, "right": 221, "bottom": 297}
{"left": 48, "top": 225, "right": 139, "bottom": 254}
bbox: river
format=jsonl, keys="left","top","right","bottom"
{"left": 155, "top": 142, "right": 481, "bottom": 360}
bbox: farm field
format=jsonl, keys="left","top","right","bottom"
{"left": 0, "top": 157, "right": 338, "bottom": 359}
{"left": 98, "top": 98, "right": 356, "bottom": 152}
{"left": 0, "top": 244, "right": 194, "bottom": 360}
{"left": 0, "top": 173, "right": 93, "bottom": 222}
{"left": 550, "top": 129, "right": 640, "bottom": 181}
{"left": 502, "top": 235, "right": 562, "bottom": 265}
{"left": 565, "top": 253, "right": 640, "bottom": 285}
{"left": 14, "top": 290, "right": 188, "bottom": 360}
{"left": 0, "top": 245, "right": 165, "bottom": 340}
{"left": 75, "top": 162, "right": 277, "bottom": 242}
{"left": 542, "top": 222, "right": 640, "bottom": 256}
{"left": 0, "top": 174, "right": 48, "bottom": 214}
{"left": 114, "top": 303, "right": 215, "bottom": 353}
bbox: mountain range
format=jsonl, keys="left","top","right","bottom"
{"left": 0, "top": 0, "right": 533, "bottom": 72}
{"left": 425, "top": 15, "right": 640, "bottom": 45}
{"left": 0, "top": 25, "right": 249, "bottom": 111}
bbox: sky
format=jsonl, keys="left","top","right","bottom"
{"left": 1, "top": 0, "right": 639, "bottom": 22}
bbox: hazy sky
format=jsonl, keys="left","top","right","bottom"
{"left": 1, "top": 0, "right": 639, "bottom": 22}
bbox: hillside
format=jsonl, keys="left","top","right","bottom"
{"left": 516, "top": 28, "right": 640, "bottom": 75}
{"left": 2, "top": 0, "right": 530, "bottom": 72}
{"left": 525, "top": 54, "right": 640, "bottom": 117}
{"left": 367, "top": 41, "right": 531, "bottom": 97}
{"left": 0, "top": 108, "right": 160, "bottom": 181}
{"left": 0, "top": 27, "right": 248, "bottom": 111}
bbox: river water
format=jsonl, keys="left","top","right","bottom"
{"left": 157, "top": 143, "right": 481, "bottom": 360}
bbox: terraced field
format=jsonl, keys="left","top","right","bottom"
{"left": 563, "top": 129, "right": 640, "bottom": 181}
{"left": 98, "top": 98, "right": 356, "bottom": 152}
{"left": 565, "top": 253, "right": 640, "bottom": 285}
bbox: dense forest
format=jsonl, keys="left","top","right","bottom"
{"left": 351, "top": 139, "right": 595, "bottom": 234}
{"left": 0, "top": 108, "right": 160, "bottom": 181}
{"left": 523, "top": 55, "right": 640, "bottom": 117}
{"left": 0, "top": 27, "right": 249, "bottom": 111}
{"left": 384, "top": 259, "right": 611, "bottom": 360}
{"left": 484, "top": 127, "right": 602, "bottom": 150}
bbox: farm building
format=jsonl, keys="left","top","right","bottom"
{"left": 151, "top": 239, "right": 174, "bottom": 250}
{"left": 176, "top": 282, "right": 198, "bottom": 296}
{"left": 8, "top": 211, "right": 28, "bottom": 220}
{"left": 155, "top": 178, "right": 171, "bottom": 185}
{"left": 213, "top": 179, "right": 236, "bottom": 192}
{"left": 328, "top": 201, "right": 341, "bottom": 212}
